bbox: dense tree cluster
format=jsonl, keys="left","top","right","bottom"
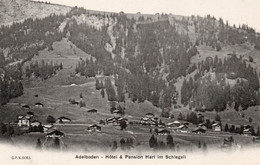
{"left": 224, "top": 123, "right": 258, "bottom": 136}
{"left": 181, "top": 55, "right": 259, "bottom": 111}
{"left": 25, "top": 60, "right": 63, "bottom": 80}
{"left": 119, "top": 137, "right": 134, "bottom": 150}
{"left": 104, "top": 78, "right": 117, "bottom": 102}
{"left": 0, "top": 14, "right": 65, "bottom": 63}
{"left": 192, "top": 15, "right": 260, "bottom": 50}
{"left": 149, "top": 134, "right": 176, "bottom": 150}
{"left": 75, "top": 58, "right": 97, "bottom": 77}
{"left": 64, "top": 11, "right": 197, "bottom": 111}
{"left": 1, "top": 6, "right": 260, "bottom": 112}
{"left": 63, "top": 9, "right": 260, "bottom": 113}
{"left": 65, "top": 18, "right": 112, "bottom": 76}
{"left": 0, "top": 13, "right": 68, "bottom": 105}
{"left": 0, "top": 65, "right": 23, "bottom": 105}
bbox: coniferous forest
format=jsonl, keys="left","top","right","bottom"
{"left": 0, "top": 6, "right": 260, "bottom": 113}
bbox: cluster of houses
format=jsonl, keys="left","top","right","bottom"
{"left": 105, "top": 117, "right": 128, "bottom": 125}
{"left": 17, "top": 111, "right": 47, "bottom": 132}
{"left": 242, "top": 125, "right": 254, "bottom": 136}
{"left": 21, "top": 103, "right": 44, "bottom": 109}
{"left": 137, "top": 112, "right": 231, "bottom": 135}
{"left": 140, "top": 113, "right": 158, "bottom": 126}
{"left": 17, "top": 108, "right": 73, "bottom": 134}
{"left": 138, "top": 113, "right": 188, "bottom": 135}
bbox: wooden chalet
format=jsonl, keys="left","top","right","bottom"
{"left": 56, "top": 117, "right": 71, "bottom": 123}
{"left": 243, "top": 128, "right": 252, "bottom": 136}
{"left": 43, "top": 124, "right": 53, "bottom": 133}
{"left": 107, "top": 117, "right": 120, "bottom": 125}
{"left": 46, "top": 130, "right": 64, "bottom": 138}
{"left": 145, "top": 113, "right": 155, "bottom": 118}
{"left": 35, "top": 102, "right": 44, "bottom": 107}
{"left": 167, "top": 121, "right": 181, "bottom": 128}
{"left": 87, "top": 124, "right": 101, "bottom": 132}
{"left": 198, "top": 123, "right": 207, "bottom": 130}
{"left": 212, "top": 122, "right": 221, "bottom": 132}
{"left": 157, "top": 129, "right": 170, "bottom": 135}
{"left": 140, "top": 117, "right": 157, "bottom": 126}
{"left": 112, "top": 110, "right": 123, "bottom": 115}
{"left": 26, "top": 111, "right": 34, "bottom": 117}
{"left": 22, "top": 104, "right": 30, "bottom": 109}
{"left": 30, "top": 120, "right": 42, "bottom": 127}
{"left": 177, "top": 125, "right": 189, "bottom": 133}
{"left": 192, "top": 127, "right": 206, "bottom": 134}
{"left": 87, "top": 109, "right": 98, "bottom": 113}
{"left": 17, "top": 115, "right": 31, "bottom": 127}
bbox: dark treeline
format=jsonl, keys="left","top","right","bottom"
{"left": 65, "top": 9, "right": 192, "bottom": 112}
{"left": 0, "top": 12, "right": 68, "bottom": 105}
{"left": 190, "top": 14, "right": 260, "bottom": 50}
{"left": 181, "top": 55, "right": 260, "bottom": 111}
{"left": 66, "top": 8, "right": 260, "bottom": 113}
{"left": 65, "top": 13, "right": 112, "bottom": 76}
{"left": 122, "top": 17, "right": 198, "bottom": 81}
{"left": 0, "top": 14, "right": 66, "bottom": 63}
{"left": 1, "top": 6, "right": 260, "bottom": 111}
{"left": 0, "top": 65, "right": 23, "bottom": 105}
{"left": 25, "top": 60, "right": 63, "bottom": 80}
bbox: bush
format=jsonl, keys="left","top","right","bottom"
{"left": 47, "top": 115, "right": 56, "bottom": 124}
{"left": 249, "top": 56, "right": 254, "bottom": 63}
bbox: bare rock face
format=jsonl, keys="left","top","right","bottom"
{"left": 0, "top": 0, "right": 71, "bottom": 26}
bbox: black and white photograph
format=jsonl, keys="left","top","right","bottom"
{"left": 0, "top": 0, "right": 260, "bottom": 164}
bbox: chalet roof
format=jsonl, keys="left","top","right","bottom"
{"left": 146, "top": 113, "right": 154, "bottom": 116}
{"left": 141, "top": 117, "right": 150, "bottom": 121}
{"left": 18, "top": 115, "right": 30, "bottom": 120}
{"left": 151, "top": 118, "right": 157, "bottom": 122}
{"left": 58, "top": 116, "right": 71, "bottom": 121}
{"left": 113, "top": 110, "right": 121, "bottom": 113}
{"left": 31, "top": 120, "right": 41, "bottom": 123}
{"left": 43, "top": 124, "right": 53, "bottom": 128}
{"left": 243, "top": 128, "right": 251, "bottom": 132}
{"left": 167, "top": 121, "right": 181, "bottom": 126}
{"left": 178, "top": 125, "right": 188, "bottom": 129}
{"left": 87, "top": 109, "right": 98, "bottom": 112}
{"left": 22, "top": 105, "right": 30, "bottom": 108}
{"left": 198, "top": 123, "right": 205, "bottom": 126}
{"left": 27, "top": 112, "right": 34, "bottom": 116}
{"left": 212, "top": 123, "right": 220, "bottom": 127}
{"left": 35, "top": 102, "right": 44, "bottom": 106}
{"left": 166, "top": 123, "right": 174, "bottom": 126}
{"left": 107, "top": 117, "right": 116, "bottom": 121}
{"left": 46, "top": 130, "right": 64, "bottom": 136}
{"left": 193, "top": 127, "right": 206, "bottom": 132}
{"left": 88, "top": 124, "right": 101, "bottom": 129}
{"left": 158, "top": 129, "right": 170, "bottom": 134}
{"left": 118, "top": 117, "right": 128, "bottom": 121}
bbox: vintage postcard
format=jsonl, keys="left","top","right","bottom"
{"left": 0, "top": 0, "right": 260, "bottom": 164}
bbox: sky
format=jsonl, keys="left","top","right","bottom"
{"left": 39, "top": 0, "right": 260, "bottom": 32}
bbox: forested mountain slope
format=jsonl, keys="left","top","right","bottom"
{"left": 1, "top": 1, "right": 260, "bottom": 116}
